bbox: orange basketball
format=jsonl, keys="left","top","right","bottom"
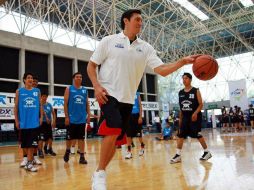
{"left": 192, "top": 55, "right": 218, "bottom": 80}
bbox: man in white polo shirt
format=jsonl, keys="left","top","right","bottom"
{"left": 87, "top": 9, "right": 200, "bottom": 190}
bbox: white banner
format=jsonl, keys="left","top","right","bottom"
{"left": 141, "top": 102, "right": 159, "bottom": 111}
{"left": 0, "top": 92, "right": 100, "bottom": 110}
{"left": 0, "top": 92, "right": 159, "bottom": 119}
{"left": 228, "top": 79, "right": 248, "bottom": 110}
{"left": 0, "top": 107, "right": 15, "bottom": 120}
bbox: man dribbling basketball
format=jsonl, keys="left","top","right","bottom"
{"left": 170, "top": 73, "right": 212, "bottom": 164}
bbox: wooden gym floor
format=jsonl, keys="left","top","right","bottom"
{"left": 0, "top": 129, "right": 254, "bottom": 190}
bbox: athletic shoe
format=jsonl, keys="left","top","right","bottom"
{"left": 200, "top": 151, "right": 212, "bottom": 161}
{"left": 138, "top": 149, "right": 144, "bottom": 156}
{"left": 170, "top": 154, "right": 181, "bottom": 164}
{"left": 20, "top": 157, "right": 28, "bottom": 167}
{"left": 125, "top": 151, "right": 132, "bottom": 159}
{"left": 38, "top": 150, "right": 44, "bottom": 158}
{"left": 48, "top": 148, "right": 57, "bottom": 156}
{"left": 44, "top": 145, "right": 48, "bottom": 154}
{"left": 70, "top": 147, "right": 75, "bottom": 154}
{"left": 25, "top": 162, "right": 38, "bottom": 172}
{"left": 79, "top": 156, "right": 88, "bottom": 164}
{"left": 92, "top": 170, "right": 106, "bottom": 190}
{"left": 33, "top": 157, "right": 42, "bottom": 165}
{"left": 63, "top": 152, "right": 70, "bottom": 163}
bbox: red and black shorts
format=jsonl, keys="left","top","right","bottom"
{"left": 126, "top": 113, "right": 143, "bottom": 138}
{"left": 98, "top": 96, "right": 133, "bottom": 145}
{"left": 20, "top": 128, "right": 39, "bottom": 148}
{"left": 39, "top": 122, "right": 53, "bottom": 141}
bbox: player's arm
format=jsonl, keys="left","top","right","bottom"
{"left": 138, "top": 95, "right": 143, "bottom": 124}
{"left": 64, "top": 87, "right": 70, "bottom": 126}
{"left": 87, "top": 61, "right": 108, "bottom": 104}
{"left": 51, "top": 106, "right": 56, "bottom": 128}
{"left": 154, "top": 55, "right": 200, "bottom": 77}
{"left": 86, "top": 96, "right": 90, "bottom": 124}
{"left": 14, "top": 89, "right": 20, "bottom": 129}
{"left": 192, "top": 89, "right": 203, "bottom": 121}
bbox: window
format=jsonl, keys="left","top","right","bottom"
{"left": 54, "top": 56, "right": 72, "bottom": 85}
{"left": 0, "top": 46, "right": 19, "bottom": 79}
{"left": 25, "top": 51, "right": 48, "bottom": 82}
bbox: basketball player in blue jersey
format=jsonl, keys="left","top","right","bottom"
{"left": 170, "top": 73, "right": 212, "bottom": 164}
{"left": 125, "top": 92, "right": 145, "bottom": 159}
{"left": 63, "top": 72, "right": 90, "bottom": 164}
{"left": 14, "top": 73, "right": 43, "bottom": 172}
{"left": 38, "top": 92, "right": 57, "bottom": 158}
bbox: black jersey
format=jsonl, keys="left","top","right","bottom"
{"left": 249, "top": 108, "right": 254, "bottom": 117}
{"left": 179, "top": 87, "right": 200, "bottom": 116}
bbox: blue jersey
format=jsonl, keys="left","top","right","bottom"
{"left": 43, "top": 102, "right": 53, "bottom": 122}
{"left": 132, "top": 92, "right": 140, "bottom": 114}
{"left": 18, "top": 87, "right": 40, "bottom": 129}
{"left": 68, "top": 85, "right": 87, "bottom": 124}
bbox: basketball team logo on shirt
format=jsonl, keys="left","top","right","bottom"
{"left": 24, "top": 97, "right": 37, "bottom": 108}
{"left": 115, "top": 43, "right": 124, "bottom": 48}
{"left": 74, "top": 95, "right": 84, "bottom": 104}
{"left": 181, "top": 100, "right": 192, "bottom": 111}
{"left": 33, "top": 92, "right": 38, "bottom": 96}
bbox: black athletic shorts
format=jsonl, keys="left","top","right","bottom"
{"left": 39, "top": 122, "right": 53, "bottom": 141}
{"left": 98, "top": 96, "right": 133, "bottom": 145}
{"left": 20, "top": 128, "right": 39, "bottom": 148}
{"left": 177, "top": 114, "right": 202, "bottom": 138}
{"left": 250, "top": 116, "right": 254, "bottom": 121}
{"left": 126, "top": 113, "right": 142, "bottom": 137}
{"left": 66, "top": 123, "right": 85, "bottom": 140}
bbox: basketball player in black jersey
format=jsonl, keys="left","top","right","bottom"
{"left": 170, "top": 73, "right": 212, "bottom": 164}
{"left": 249, "top": 104, "right": 254, "bottom": 129}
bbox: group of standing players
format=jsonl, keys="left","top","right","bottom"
{"left": 221, "top": 105, "right": 254, "bottom": 132}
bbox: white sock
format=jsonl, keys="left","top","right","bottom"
{"left": 176, "top": 148, "right": 181, "bottom": 155}
{"left": 23, "top": 157, "right": 27, "bottom": 161}
{"left": 204, "top": 148, "right": 209, "bottom": 152}
{"left": 34, "top": 156, "right": 39, "bottom": 160}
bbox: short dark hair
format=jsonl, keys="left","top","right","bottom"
{"left": 72, "top": 72, "right": 82, "bottom": 79}
{"left": 182, "top": 73, "right": 192, "bottom": 80}
{"left": 121, "top": 9, "right": 141, "bottom": 30}
{"left": 41, "top": 91, "right": 48, "bottom": 96}
{"left": 23, "top": 72, "right": 33, "bottom": 84}
{"left": 33, "top": 75, "right": 38, "bottom": 81}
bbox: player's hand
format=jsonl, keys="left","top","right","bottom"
{"left": 65, "top": 117, "right": 70, "bottom": 126}
{"left": 15, "top": 121, "right": 20, "bottom": 130}
{"left": 138, "top": 117, "right": 142, "bottom": 124}
{"left": 94, "top": 85, "right": 108, "bottom": 104}
{"left": 87, "top": 116, "right": 90, "bottom": 124}
{"left": 192, "top": 113, "right": 198, "bottom": 122}
{"left": 180, "top": 54, "right": 202, "bottom": 65}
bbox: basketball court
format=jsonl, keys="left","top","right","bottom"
{"left": 1, "top": 130, "right": 254, "bottom": 190}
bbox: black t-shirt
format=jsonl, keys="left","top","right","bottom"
{"left": 249, "top": 108, "right": 254, "bottom": 117}
{"left": 179, "top": 87, "right": 201, "bottom": 116}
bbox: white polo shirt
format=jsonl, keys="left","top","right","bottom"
{"left": 90, "top": 32, "right": 164, "bottom": 104}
